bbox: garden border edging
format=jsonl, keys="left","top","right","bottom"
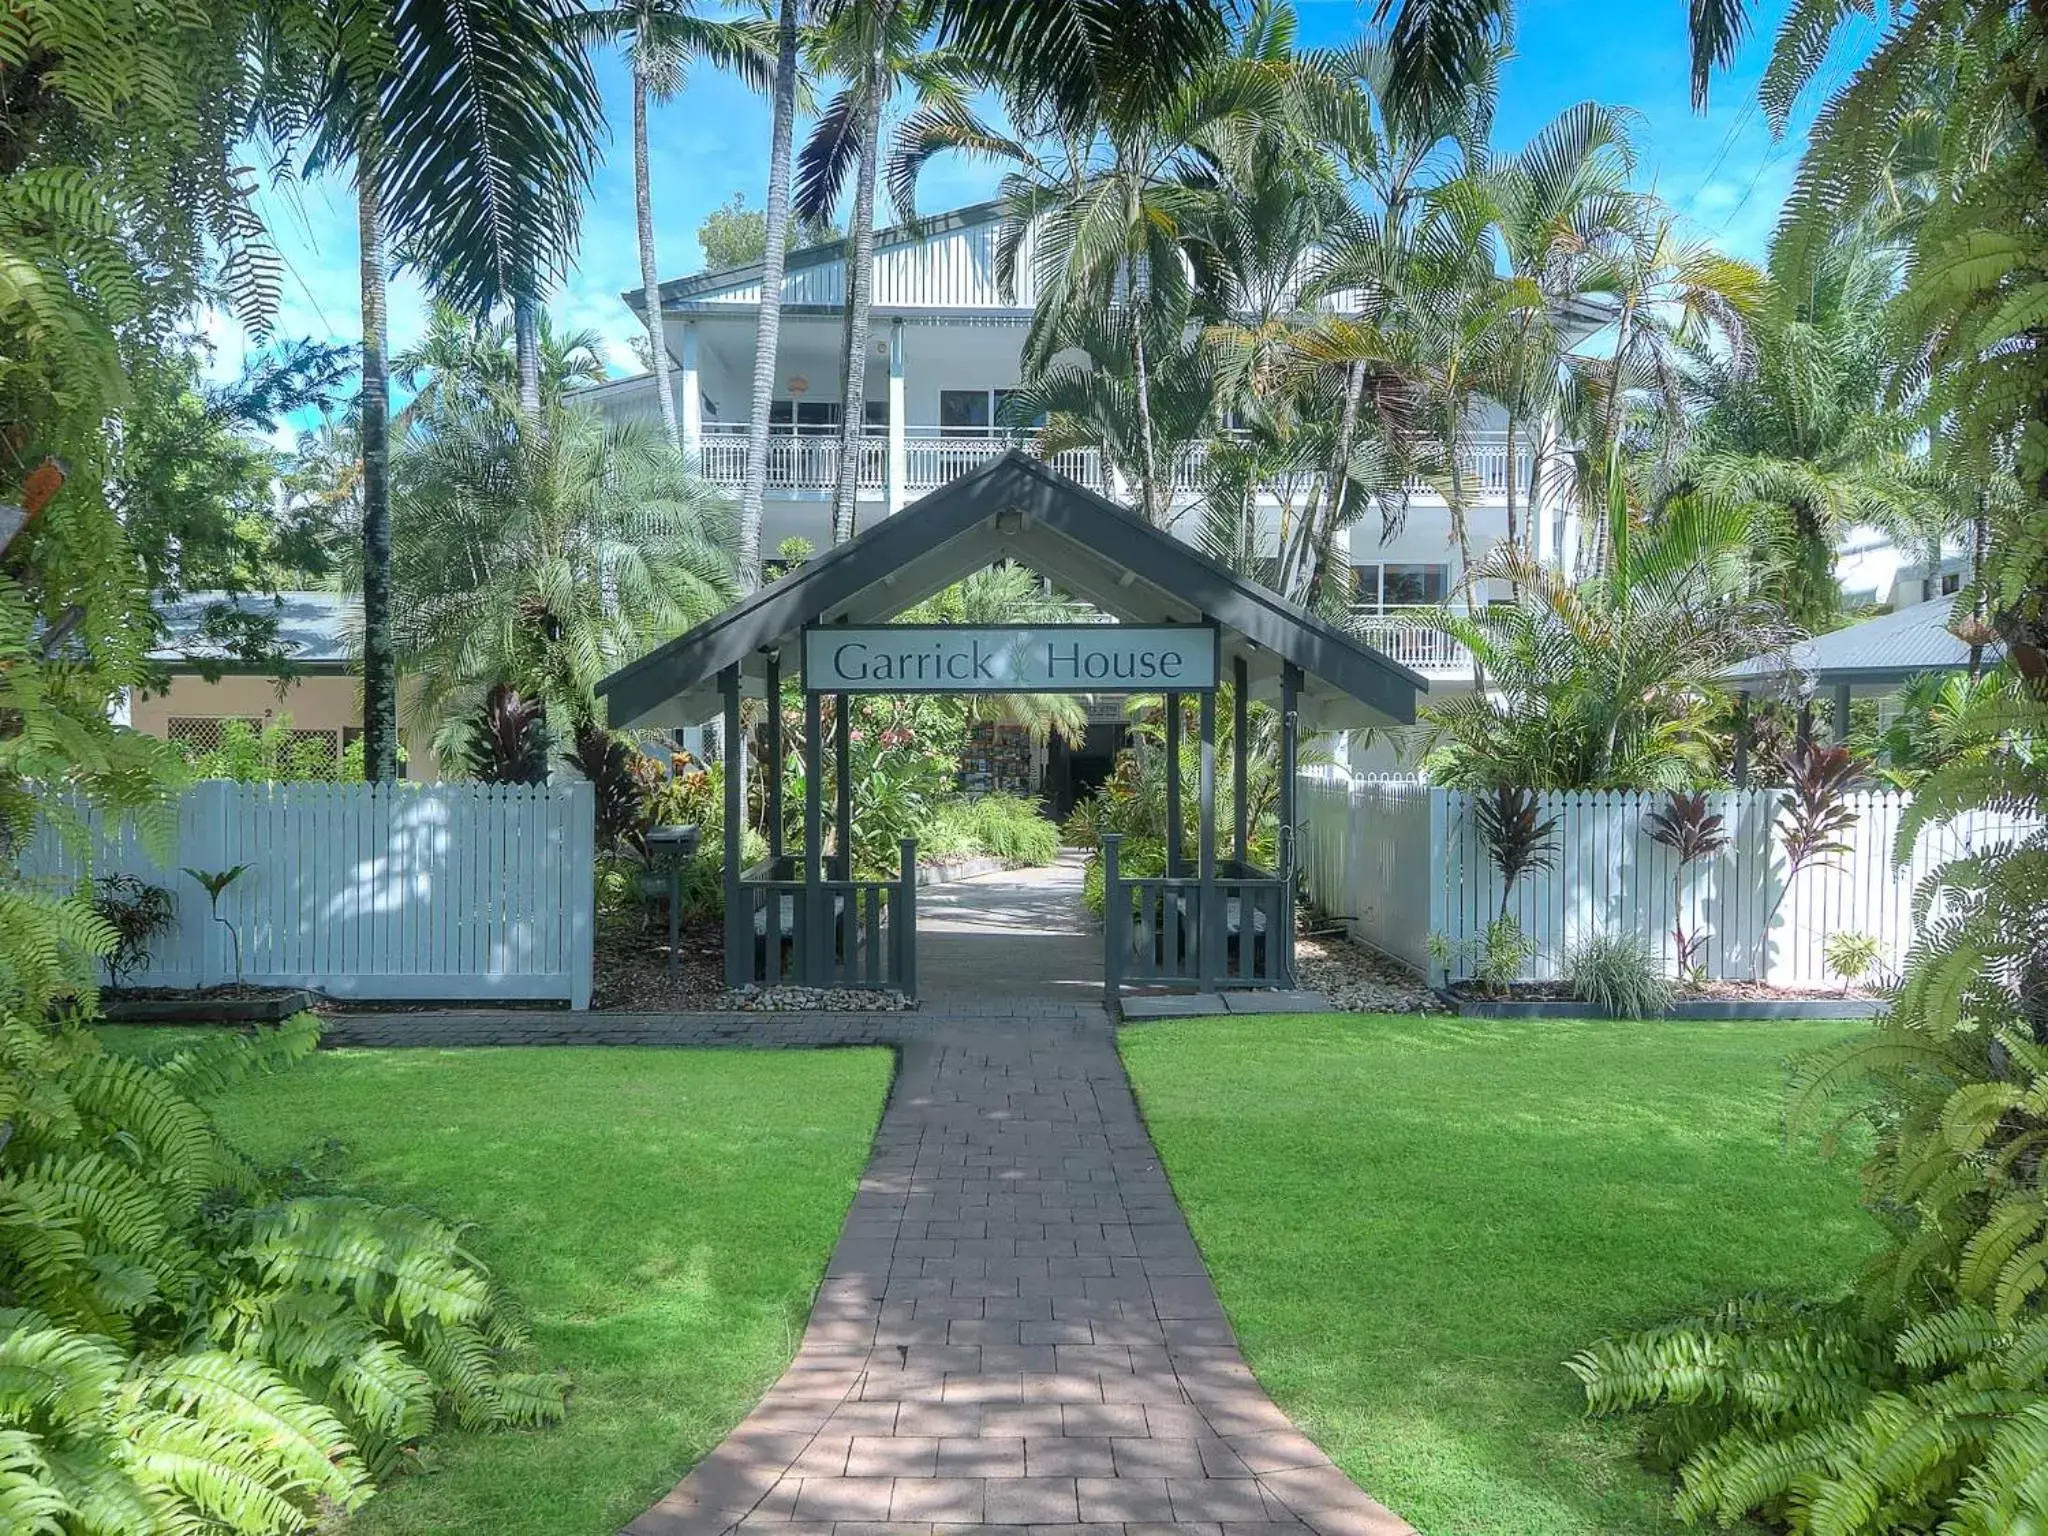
{"left": 1436, "top": 988, "right": 1885, "bottom": 1021}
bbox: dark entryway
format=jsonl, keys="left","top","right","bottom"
{"left": 1045, "top": 721, "right": 1126, "bottom": 823}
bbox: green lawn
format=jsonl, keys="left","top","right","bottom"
{"left": 99, "top": 1030, "right": 892, "bottom": 1536}
{"left": 1120, "top": 1013, "right": 1880, "bottom": 1536}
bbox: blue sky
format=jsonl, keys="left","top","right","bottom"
{"left": 217, "top": 0, "right": 1874, "bottom": 389}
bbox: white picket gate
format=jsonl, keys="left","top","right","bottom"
{"left": 1299, "top": 779, "right": 2033, "bottom": 988}
{"left": 23, "top": 781, "right": 596, "bottom": 1007}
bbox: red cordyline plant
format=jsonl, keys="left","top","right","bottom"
{"left": 1643, "top": 792, "right": 1729, "bottom": 983}
{"left": 465, "top": 683, "right": 550, "bottom": 785}
{"left": 1765, "top": 741, "right": 1862, "bottom": 978}
{"left": 1473, "top": 786, "right": 1562, "bottom": 921}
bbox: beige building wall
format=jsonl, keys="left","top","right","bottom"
{"left": 132, "top": 672, "right": 440, "bottom": 780}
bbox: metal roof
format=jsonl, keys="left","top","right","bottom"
{"left": 1721, "top": 599, "right": 1998, "bottom": 690}
{"left": 151, "top": 591, "right": 354, "bottom": 669}
{"left": 597, "top": 451, "right": 1426, "bottom": 731}
{"left": 635, "top": 201, "right": 1005, "bottom": 312}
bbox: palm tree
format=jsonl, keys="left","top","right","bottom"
{"left": 257, "top": 0, "right": 603, "bottom": 780}
{"left": 1003, "top": 300, "right": 1220, "bottom": 528}
{"left": 393, "top": 302, "right": 607, "bottom": 427}
{"left": 906, "top": 564, "right": 1090, "bottom": 738}
{"left": 796, "top": 0, "right": 981, "bottom": 544}
{"left": 1678, "top": 233, "right": 1950, "bottom": 628}
{"left": 1466, "top": 101, "right": 1636, "bottom": 564}
{"left": 1416, "top": 495, "right": 1801, "bottom": 789}
{"left": 739, "top": 0, "right": 803, "bottom": 595}
{"left": 575, "top": 0, "right": 773, "bottom": 453}
{"left": 389, "top": 391, "right": 737, "bottom": 766}
{"left": 1565, "top": 208, "right": 1765, "bottom": 574}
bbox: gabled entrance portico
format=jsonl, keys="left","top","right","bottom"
{"left": 597, "top": 451, "right": 1425, "bottom": 1008}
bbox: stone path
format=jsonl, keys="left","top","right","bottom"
{"left": 623, "top": 1022, "right": 1413, "bottom": 1536}
{"left": 916, "top": 855, "right": 1103, "bottom": 1015}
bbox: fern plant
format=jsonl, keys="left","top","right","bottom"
{"left": 1, "top": 1016, "right": 568, "bottom": 1529}
{"left": 1573, "top": 613, "right": 2048, "bottom": 1529}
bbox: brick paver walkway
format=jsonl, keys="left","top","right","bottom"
{"left": 623, "top": 1022, "right": 1412, "bottom": 1536}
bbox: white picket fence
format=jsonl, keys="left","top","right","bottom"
{"left": 1298, "top": 773, "right": 1435, "bottom": 970}
{"left": 23, "top": 781, "right": 596, "bottom": 1007}
{"left": 1299, "top": 779, "right": 2033, "bottom": 988}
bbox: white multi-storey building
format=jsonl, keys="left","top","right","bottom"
{"left": 578, "top": 198, "right": 1947, "bottom": 686}
{"left": 574, "top": 200, "right": 1568, "bottom": 683}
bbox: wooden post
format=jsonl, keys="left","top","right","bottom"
{"left": 804, "top": 688, "right": 824, "bottom": 985}
{"left": 896, "top": 836, "right": 918, "bottom": 998}
{"left": 1198, "top": 688, "right": 1218, "bottom": 991}
{"left": 765, "top": 648, "right": 784, "bottom": 859}
{"left": 1278, "top": 664, "right": 1301, "bottom": 986}
{"left": 1832, "top": 682, "right": 1853, "bottom": 746}
{"left": 834, "top": 693, "right": 853, "bottom": 875}
{"left": 1732, "top": 691, "right": 1751, "bottom": 789}
{"left": 1232, "top": 654, "right": 1248, "bottom": 867}
{"left": 833, "top": 693, "right": 853, "bottom": 979}
{"left": 721, "top": 664, "right": 747, "bottom": 988}
{"left": 1164, "top": 692, "right": 1181, "bottom": 876}
{"left": 1102, "top": 832, "right": 1123, "bottom": 1011}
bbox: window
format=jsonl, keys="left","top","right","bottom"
{"left": 940, "top": 389, "right": 991, "bottom": 433}
{"left": 1941, "top": 571, "right": 1962, "bottom": 595}
{"left": 1349, "top": 562, "right": 1447, "bottom": 610}
{"left": 768, "top": 399, "right": 887, "bottom": 434}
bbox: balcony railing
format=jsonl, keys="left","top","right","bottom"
{"left": 700, "top": 424, "right": 886, "bottom": 491}
{"left": 1351, "top": 608, "right": 1473, "bottom": 674}
{"left": 694, "top": 425, "right": 1529, "bottom": 504}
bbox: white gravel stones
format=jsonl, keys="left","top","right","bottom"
{"left": 719, "top": 983, "right": 915, "bottom": 1012}
{"left": 1295, "top": 931, "right": 1444, "bottom": 1014}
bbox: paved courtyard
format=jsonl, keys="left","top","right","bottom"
{"left": 622, "top": 1020, "right": 1412, "bottom": 1536}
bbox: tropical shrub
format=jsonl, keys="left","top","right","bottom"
{"left": 563, "top": 724, "right": 648, "bottom": 854}
{"left": 962, "top": 794, "right": 1059, "bottom": 866}
{"left": 179, "top": 715, "right": 360, "bottom": 782}
{"left": 462, "top": 684, "right": 551, "bottom": 785}
{"left": 1414, "top": 500, "right": 1800, "bottom": 789}
{"left": 1564, "top": 931, "right": 1673, "bottom": 1018}
{"left": 1763, "top": 741, "right": 1861, "bottom": 979}
{"left": 1430, "top": 915, "right": 1537, "bottom": 994}
{"left": 1822, "top": 930, "right": 1883, "bottom": 996}
{"left": 88, "top": 876, "right": 177, "bottom": 989}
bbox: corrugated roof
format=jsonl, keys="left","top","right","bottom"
{"left": 1721, "top": 599, "right": 1995, "bottom": 687}
{"left": 151, "top": 591, "right": 354, "bottom": 668}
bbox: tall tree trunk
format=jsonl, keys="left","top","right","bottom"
{"left": 830, "top": 58, "right": 884, "bottom": 545}
{"left": 1290, "top": 361, "right": 1361, "bottom": 604}
{"left": 740, "top": 0, "right": 800, "bottom": 591}
{"left": 1585, "top": 310, "right": 1634, "bottom": 576}
{"left": 514, "top": 292, "right": 541, "bottom": 419}
{"left": 358, "top": 134, "right": 398, "bottom": 783}
{"left": 1968, "top": 494, "right": 1990, "bottom": 678}
{"left": 1502, "top": 404, "right": 1520, "bottom": 595}
{"left": 1449, "top": 448, "right": 1485, "bottom": 691}
{"left": 635, "top": 58, "right": 681, "bottom": 452}
{"left": 1125, "top": 232, "right": 1163, "bottom": 525}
